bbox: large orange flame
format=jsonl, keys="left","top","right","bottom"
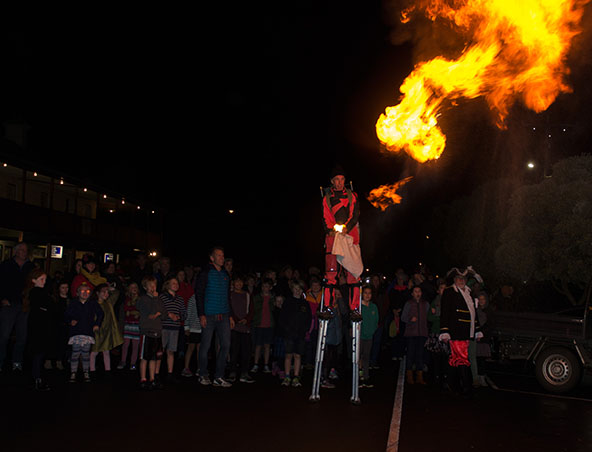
{"left": 376, "top": 0, "right": 589, "bottom": 163}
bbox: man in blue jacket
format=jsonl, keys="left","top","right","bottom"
{"left": 195, "top": 246, "right": 235, "bottom": 387}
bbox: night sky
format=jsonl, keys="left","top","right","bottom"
{"left": 2, "top": 2, "right": 592, "bottom": 274}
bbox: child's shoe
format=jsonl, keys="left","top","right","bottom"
{"left": 239, "top": 374, "right": 255, "bottom": 384}
{"left": 69, "top": 372, "right": 77, "bottom": 383}
{"left": 250, "top": 364, "right": 259, "bottom": 373}
{"left": 130, "top": 364, "right": 137, "bottom": 371}
{"left": 44, "top": 360, "right": 53, "bottom": 370}
{"left": 281, "top": 376, "right": 291, "bottom": 387}
{"left": 263, "top": 365, "right": 271, "bottom": 374}
{"left": 83, "top": 372, "right": 91, "bottom": 383}
{"left": 56, "top": 361, "right": 64, "bottom": 371}
{"left": 116, "top": 362, "right": 126, "bottom": 370}
{"left": 212, "top": 377, "right": 232, "bottom": 388}
{"left": 227, "top": 372, "right": 237, "bottom": 383}
{"left": 329, "top": 368, "right": 339, "bottom": 380}
{"left": 181, "top": 368, "right": 193, "bottom": 378}
{"left": 198, "top": 376, "right": 212, "bottom": 386}
{"left": 291, "top": 376, "right": 302, "bottom": 387}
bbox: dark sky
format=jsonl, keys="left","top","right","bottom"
{"left": 2, "top": 2, "right": 592, "bottom": 273}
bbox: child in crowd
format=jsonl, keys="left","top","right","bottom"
{"left": 159, "top": 277, "right": 186, "bottom": 383}
{"left": 402, "top": 285, "right": 430, "bottom": 385}
{"left": 251, "top": 279, "right": 275, "bottom": 373}
{"left": 65, "top": 283, "right": 104, "bottom": 383}
{"left": 229, "top": 275, "right": 254, "bottom": 383}
{"left": 138, "top": 276, "right": 167, "bottom": 390}
{"left": 25, "top": 269, "right": 53, "bottom": 390}
{"left": 118, "top": 282, "right": 141, "bottom": 370}
{"left": 50, "top": 280, "right": 71, "bottom": 371}
{"left": 181, "top": 291, "right": 201, "bottom": 377}
{"left": 304, "top": 278, "right": 322, "bottom": 370}
{"left": 90, "top": 283, "right": 123, "bottom": 376}
{"left": 321, "top": 295, "right": 342, "bottom": 389}
{"left": 360, "top": 286, "right": 379, "bottom": 388}
{"left": 279, "top": 280, "right": 311, "bottom": 387}
{"left": 426, "top": 281, "right": 448, "bottom": 387}
{"left": 271, "top": 295, "right": 286, "bottom": 380}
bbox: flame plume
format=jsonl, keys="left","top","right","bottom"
{"left": 375, "top": 0, "right": 589, "bottom": 163}
{"left": 368, "top": 176, "right": 414, "bottom": 211}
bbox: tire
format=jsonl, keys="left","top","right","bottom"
{"left": 534, "top": 346, "right": 582, "bottom": 394}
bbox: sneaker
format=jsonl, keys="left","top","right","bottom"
{"left": 227, "top": 372, "right": 237, "bottom": 383}
{"left": 281, "top": 377, "right": 291, "bottom": 387}
{"left": 291, "top": 376, "right": 302, "bottom": 387}
{"left": 321, "top": 379, "right": 336, "bottom": 389}
{"left": 69, "top": 372, "right": 77, "bottom": 383}
{"left": 12, "top": 362, "right": 23, "bottom": 372}
{"left": 130, "top": 364, "right": 137, "bottom": 371}
{"left": 212, "top": 377, "right": 232, "bottom": 388}
{"left": 360, "top": 378, "right": 374, "bottom": 388}
{"left": 56, "top": 361, "right": 64, "bottom": 371}
{"left": 239, "top": 374, "right": 255, "bottom": 384}
{"left": 117, "top": 362, "right": 126, "bottom": 370}
{"left": 181, "top": 368, "right": 193, "bottom": 378}
{"left": 263, "top": 365, "right": 271, "bottom": 374}
{"left": 328, "top": 368, "right": 339, "bottom": 380}
{"left": 83, "top": 372, "right": 91, "bottom": 383}
{"left": 198, "top": 376, "right": 212, "bottom": 386}
{"left": 250, "top": 364, "right": 259, "bottom": 373}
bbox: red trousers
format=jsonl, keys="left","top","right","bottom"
{"left": 324, "top": 234, "right": 360, "bottom": 312}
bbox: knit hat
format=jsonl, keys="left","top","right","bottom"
{"left": 329, "top": 165, "right": 346, "bottom": 180}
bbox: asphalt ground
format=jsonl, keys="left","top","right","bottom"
{"left": 1, "top": 358, "right": 591, "bottom": 452}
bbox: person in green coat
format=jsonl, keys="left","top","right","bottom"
{"left": 90, "top": 283, "right": 123, "bottom": 374}
{"left": 360, "top": 286, "right": 379, "bottom": 387}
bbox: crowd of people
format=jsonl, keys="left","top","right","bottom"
{"left": 0, "top": 242, "right": 496, "bottom": 396}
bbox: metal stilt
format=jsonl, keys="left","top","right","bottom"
{"left": 309, "top": 317, "right": 328, "bottom": 402}
{"left": 350, "top": 283, "right": 363, "bottom": 405}
{"left": 309, "top": 281, "right": 332, "bottom": 403}
{"left": 350, "top": 317, "right": 362, "bottom": 405}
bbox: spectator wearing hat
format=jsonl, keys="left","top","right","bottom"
{"left": 439, "top": 268, "right": 483, "bottom": 396}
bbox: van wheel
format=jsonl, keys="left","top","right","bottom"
{"left": 535, "top": 347, "right": 581, "bottom": 394}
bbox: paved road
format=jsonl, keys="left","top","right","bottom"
{"left": 1, "top": 360, "right": 591, "bottom": 452}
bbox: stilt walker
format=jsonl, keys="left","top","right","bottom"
{"left": 309, "top": 166, "right": 364, "bottom": 404}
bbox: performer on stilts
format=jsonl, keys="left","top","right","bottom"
{"left": 310, "top": 165, "right": 364, "bottom": 404}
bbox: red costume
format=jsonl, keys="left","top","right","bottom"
{"left": 321, "top": 180, "right": 361, "bottom": 313}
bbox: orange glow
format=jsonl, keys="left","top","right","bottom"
{"left": 376, "top": 0, "right": 588, "bottom": 162}
{"left": 368, "top": 177, "right": 413, "bottom": 211}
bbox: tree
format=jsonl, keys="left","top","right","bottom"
{"left": 495, "top": 155, "right": 592, "bottom": 305}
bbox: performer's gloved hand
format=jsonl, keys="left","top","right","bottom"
{"left": 475, "top": 331, "right": 484, "bottom": 341}
{"left": 439, "top": 333, "right": 451, "bottom": 342}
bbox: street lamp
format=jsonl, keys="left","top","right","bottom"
{"left": 527, "top": 162, "right": 535, "bottom": 169}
